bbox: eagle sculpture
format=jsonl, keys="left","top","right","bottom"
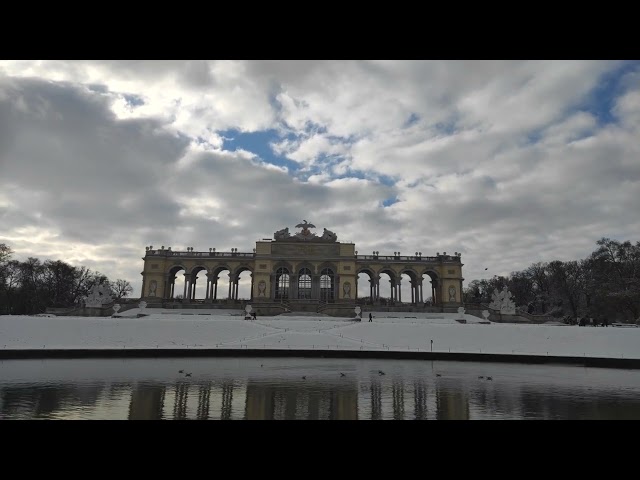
{"left": 295, "top": 220, "right": 316, "bottom": 229}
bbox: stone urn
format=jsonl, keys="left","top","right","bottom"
{"left": 113, "top": 304, "right": 121, "bottom": 315}
{"left": 354, "top": 305, "right": 362, "bottom": 320}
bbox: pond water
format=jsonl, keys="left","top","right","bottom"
{"left": 1, "top": 357, "right": 639, "bottom": 419}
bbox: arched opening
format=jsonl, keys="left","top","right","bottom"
{"left": 378, "top": 270, "right": 395, "bottom": 306}
{"left": 320, "top": 268, "right": 335, "bottom": 302}
{"left": 236, "top": 268, "right": 253, "bottom": 301}
{"left": 210, "top": 267, "right": 231, "bottom": 302}
{"left": 399, "top": 272, "right": 411, "bottom": 304}
{"left": 166, "top": 266, "right": 186, "bottom": 300}
{"left": 191, "top": 266, "right": 208, "bottom": 300}
{"left": 400, "top": 270, "right": 419, "bottom": 305}
{"left": 298, "top": 268, "right": 312, "bottom": 299}
{"left": 275, "top": 267, "right": 290, "bottom": 300}
{"left": 357, "top": 269, "right": 376, "bottom": 304}
{"left": 421, "top": 271, "right": 439, "bottom": 306}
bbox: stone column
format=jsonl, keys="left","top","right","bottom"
{"left": 205, "top": 274, "right": 211, "bottom": 300}
{"left": 183, "top": 274, "right": 189, "bottom": 300}
{"left": 141, "top": 274, "right": 147, "bottom": 300}
{"left": 432, "top": 281, "right": 437, "bottom": 305}
{"left": 355, "top": 275, "right": 359, "bottom": 300}
{"left": 290, "top": 274, "right": 299, "bottom": 300}
{"left": 270, "top": 274, "right": 276, "bottom": 300}
{"left": 311, "top": 275, "right": 321, "bottom": 300}
{"left": 190, "top": 276, "right": 197, "bottom": 300}
{"left": 398, "top": 279, "right": 402, "bottom": 303}
{"left": 228, "top": 273, "right": 236, "bottom": 300}
{"left": 163, "top": 274, "right": 171, "bottom": 299}
{"left": 410, "top": 280, "right": 415, "bottom": 304}
{"left": 419, "top": 280, "right": 423, "bottom": 303}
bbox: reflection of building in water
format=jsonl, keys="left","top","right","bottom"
{"left": 220, "top": 382, "right": 234, "bottom": 420}
{"left": 330, "top": 389, "right": 357, "bottom": 420}
{"left": 436, "top": 384, "right": 470, "bottom": 420}
{"left": 196, "top": 385, "right": 211, "bottom": 420}
{"left": 413, "top": 381, "right": 428, "bottom": 420}
{"left": 370, "top": 380, "right": 383, "bottom": 420}
{"left": 244, "top": 382, "right": 357, "bottom": 420}
{"left": 159, "top": 381, "right": 245, "bottom": 420}
{"left": 358, "top": 376, "right": 436, "bottom": 420}
{"left": 173, "top": 382, "right": 189, "bottom": 420}
{"left": 129, "top": 385, "right": 166, "bottom": 420}
{"left": 469, "top": 383, "right": 522, "bottom": 419}
{"left": 392, "top": 381, "right": 405, "bottom": 420}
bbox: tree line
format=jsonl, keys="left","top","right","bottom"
{"left": 0, "top": 244, "right": 133, "bottom": 315}
{"left": 463, "top": 238, "right": 640, "bottom": 323}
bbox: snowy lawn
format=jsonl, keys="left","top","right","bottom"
{"left": 1, "top": 309, "right": 638, "bottom": 359}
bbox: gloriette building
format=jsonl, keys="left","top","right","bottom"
{"left": 141, "top": 221, "right": 464, "bottom": 316}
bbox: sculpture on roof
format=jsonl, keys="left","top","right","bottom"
{"left": 273, "top": 221, "right": 338, "bottom": 242}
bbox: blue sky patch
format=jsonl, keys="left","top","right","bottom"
{"left": 221, "top": 128, "right": 300, "bottom": 172}
{"left": 378, "top": 174, "right": 397, "bottom": 187}
{"left": 123, "top": 94, "right": 145, "bottom": 107}
{"left": 577, "top": 60, "right": 640, "bottom": 126}
{"left": 404, "top": 112, "right": 420, "bottom": 128}
{"left": 382, "top": 196, "right": 399, "bottom": 207}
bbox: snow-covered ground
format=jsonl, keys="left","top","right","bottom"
{"left": 1, "top": 308, "right": 639, "bottom": 359}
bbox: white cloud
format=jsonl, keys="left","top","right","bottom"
{"left": 1, "top": 60, "right": 639, "bottom": 298}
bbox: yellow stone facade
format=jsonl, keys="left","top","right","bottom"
{"left": 141, "top": 224, "right": 464, "bottom": 313}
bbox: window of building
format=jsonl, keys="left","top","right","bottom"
{"left": 298, "top": 268, "right": 312, "bottom": 299}
{"left": 275, "top": 267, "right": 290, "bottom": 300}
{"left": 320, "top": 268, "right": 334, "bottom": 302}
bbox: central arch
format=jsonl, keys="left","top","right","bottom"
{"left": 298, "top": 267, "right": 312, "bottom": 299}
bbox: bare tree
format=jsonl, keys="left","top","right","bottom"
{"left": 547, "top": 260, "right": 583, "bottom": 319}
{"left": 111, "top": 279, "right": 133, "bottom": 299}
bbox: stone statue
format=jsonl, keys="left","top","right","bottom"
{"left": 294, "top": 220, "right": 318, "bottom": 240}
{"left": 274, "top": 227, "right": 291, "bottom": 241}
{"left": 148, "top": 280, "right": 157, "bottom": 297}
{"left": 489, "top": 286, "right": 516, "bottom": 314}
{"left": 274, "top": 223, "right": 337, "bottom": 242}
{"left": 343, "top": 282, "right": 351, "bottom": 298}
{"left": 448, "top": 285, "right": 456, "bottom": 302}
{"left": 295, "top": 220, "right": 316, "bottom": 237}
{"left": 321, "top": 228, "right": 338, "bottom": 242}
{"left": 84, "top": 283, "right": 114, "bottom": 307}
{"left": 258, "top": 280, "right": 266, "bottom": 297}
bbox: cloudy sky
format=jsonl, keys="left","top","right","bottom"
{"left": 1, "top": 60, "right": 639, "bottom": 299}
